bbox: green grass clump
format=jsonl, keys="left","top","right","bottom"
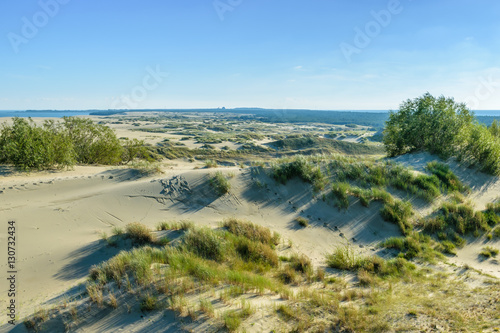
{"left": 480, "top": 246, "right": 499, "bottom": 258}
{"left": 296, "top": 217, "right": 309, "bottom": 227}
{"left": 289, "top": 253, "right": 313, "bottom": 275}
{"left": 426, "top": 161, "right": 469, "bottom": 193}
{"left": 381, "top": 232, "right": 445, "bottom": 262}
{"left": 157, "top": 220, "right": 194, "bottom": 231}
{"left": 331, "top": 182, "right": 350, "bottom": 209}
{"left": 140, "top": 293, "right": 160, "bottom": 311}
{"left": 271, "top": 155, "right": 326, "bottom": 190}
{"left": 210, "top": 171, "right": 231, "bottom": 195}
{"left": 183, "top": 227, "right": 227, "bottom": 262}
{"left": 440, "top": 241, "right": 457, "bottom": 255}
{"left": 204, "top": 159, "right": 218, "bottom": 168}
{"left": 326, "top": 246, "right": 415, "bottom": 278}
{"left": 126, "top": 222, "right": 155, "bottom": 244}
{"left": 232, "top": 235, "right": 279, "bottom": 267}
{"left": 222, "top": 218, "right": 280, "bottom": 246}
{"left": 380, "top": 200, "right": 413, "bottom": 235}
{"left": 439, "top": 202, "right": 489, "bottom": 235}
{"left": 325, "top": 245, "right": 363, "bottom": 271}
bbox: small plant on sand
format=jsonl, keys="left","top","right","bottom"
{"left": 480, "top": 246, "right": 499, "bottom": 258}
{"left": 199, "top": 299, "right": 215, "bottom": 318}
{"left": 296, "top": 216, "right": 309, "bottom": 227}
{"left": 331, "top": 182, "right": 350, "bottom": 210}
{"left": 210, "top": 171, "right": 231, "bottom": 195}
{"left": 112, "top": 226, "right": 124, "bottom": 236}
{"left": 126, "top": 222, "right": 155, "bottom": 244}
{"left": 140, "top": 293, "right": 159, "bottom": 311}
{"left": 380, "top": 200, "right": 413, "bottom": 235}
{"left": 222, "top": 217, "right": 280, "bottom": 246}
{"left": 183, "top": 227, "right": 227, "bottom": 262}
{"left": 204, "top": 159, "right": 218, "bottom": 168}
{"left": 108, "top": 293, "right": 118, "bottom": 309}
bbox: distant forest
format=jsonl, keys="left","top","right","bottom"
{"left": 90, "top": 108, "right": 500, "bottom": 129}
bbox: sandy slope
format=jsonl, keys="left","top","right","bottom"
{"left": 0, "top": 163, "right": 400, "bottom": 329}
{"left": 1, "top": 153, "right": 499, "bottom": 331}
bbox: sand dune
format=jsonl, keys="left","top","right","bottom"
{"left": 1, "top": 153, "right": 500, "bottom": 331}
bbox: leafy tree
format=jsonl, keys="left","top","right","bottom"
{"left": 63, "top": 117, "right": 123, "bottom": 165}
{"left": 384, "top": 93, "right": 500, "bottom": 175}
{"left": 383, "top": 93, "right": 473, "bottom": 157}
{"left": 489, "top": 120, "right": 500, "bottom": 138}
{"left": 0, "top": 118, "right": 74, "bottom": 170}
{"left": 122, "top": 138, "right": 150, "bottom": 163}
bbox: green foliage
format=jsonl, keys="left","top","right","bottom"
{"left": 426, "top": 161, "right": 468, "bottom": 193}
{"left": 384, "top": 93, "right": 500, "bottom": 175}
{"left": 326, "top": 245, "right": 416, "bottom": 278}
{"left": 122, "top": 138, "right": 150, "bottom": 163}
{"left": 331, "top": 182, "right": 350, "bottom": 209}
{"left": 271, "top": 155, "right": 325, "bottom": 189}
{"left": 380, "top": 233, "right": 436, "bottom": 260}
{"left": 383, "top": 93, "right": 473, "bottom": 157}
{"left": 480, "top": 246, "right": 499, "bottom": 258}
{"left": 63, "top": 117, "right": 123, "bottom": 165}
{"left": 461, "top": 123, "right": 500, "bottom": 175}
{"left": 439, "top": 202, "right": 489, "bottom": 235}
{"left": 232, "top": 235, "right": 278, "bottom": 267}
{"left": 0, "top": 118, "right": 74, "bottom": 170}
{"left": 0, "top": 117, "right": 143, "bottom": 170}
{"left": 380, "top": 200, "right": 413, "bottom": 235}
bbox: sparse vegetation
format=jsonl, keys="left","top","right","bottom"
{"left": 480, "top": 246, "right": 499, "bottom": 258}
{"left": 210, "top": 171, "right": 231, "bottom": 195}
{"left": 296, "top": 216, "right": 309, "bottom": 227}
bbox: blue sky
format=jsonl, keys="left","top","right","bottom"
{"left": 1, "top": 0, "right": 499, "bottom": 110}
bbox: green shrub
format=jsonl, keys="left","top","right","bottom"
{"left": 0, "top": 118, "right": 74, "bottom": 170}
{"left": 384, "top": 93, "right": 500, "bottom": 175}
{"left": 63, "top": 117, "right": 123, "bottom": 165}
{"left": 383, "top": 93, "right": 473, "bottom": 158}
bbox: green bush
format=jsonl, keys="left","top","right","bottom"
{"left": 384, "top": 93, "right": 500, "bottom": 175}
{"left": 0, "top": 117, "right": 139, "bottom": 170}
{"left": 63, "top": 117, "right": 123, "bottom": 165}
{"left": 0, "top": 118, "right": 74, "bottom": 170}
{"left": 383, "top": 93, "right": 473, "bottom": 158}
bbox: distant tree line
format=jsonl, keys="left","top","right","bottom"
{"left": 0, "top": 117, "right": 149, "bottom": 170}
{"left": 384, "top": 93, "right": 500, "bottom": 175}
